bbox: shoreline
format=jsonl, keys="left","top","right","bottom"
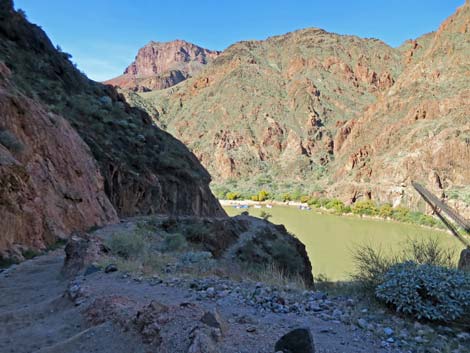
{"left": 219, "top": 199, "right": 455, "bottom": 236}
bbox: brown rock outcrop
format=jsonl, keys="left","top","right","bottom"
{"left": 105, "top": 40, "right": 220, "bottom": 91}
{"left": 0, "top": 74, "right": 118, "bottom": 258}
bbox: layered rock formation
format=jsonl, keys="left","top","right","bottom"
{"left": 0, "top": 64, "right": 117, "bottom": 260}
{"left": 105, "top": 40, "right": 220, "bottom": 91}
{"left": 0, "top": 0, "right": 224, "bottom": 260}
{"left": 123, "top": 2, "right": 469, "bottom": 215}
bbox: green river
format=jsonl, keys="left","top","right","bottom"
{"left": 224, "top": 206, "right": 461, "bottom": 280}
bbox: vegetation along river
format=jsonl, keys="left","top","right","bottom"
{"left": 224, "top": 206, "right": 461, "bottom": 281}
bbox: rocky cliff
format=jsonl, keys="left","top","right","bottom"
{"left": 0, "top": 0, "right": 225, "bottom": 261}
{"left": 105, "top": 40, "right": 220, "bottom": 91}
{"left": 124, "top": 3, "right": 469, "bottom": 215}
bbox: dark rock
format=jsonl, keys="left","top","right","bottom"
{"left": 458, "top": 247, "right": 470, "bottom": 271}
{"left": 84, "top": 264, "right": 101, "bottom": 276}
{"left": 104, "top": 264, "right": 118, "bottom": 273}
{"left": 200, "top": 309, "right": 227, "bottom": 334}
{"left": 274, "top": 328, "right": 315, "bottom": 353}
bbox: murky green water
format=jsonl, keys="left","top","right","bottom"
{"left": 224, "top": 206, "right": 461, "bottom": 280}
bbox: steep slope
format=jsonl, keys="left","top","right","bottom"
{"left": 332, "top": 1, "right": 470, "bottom": 214}
{"left": 0, "top": 0, "right": 225, "bottom": 260}
{"left": 105, "top": 40, "right": 220, "bottom": 91}
{"left": 131, "top": 29, "right": 402, "bottom": 189}
{"left": 124, "top": 3, "right": 470, "bottom": 215}
{"left": 0, "top": 63, "right": 117, "bottom": 261}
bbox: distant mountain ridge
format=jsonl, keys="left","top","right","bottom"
{"left": 105, "top": 40, "right": 220, "bottom": 91}
{"left": 118, "top": 3, "right": 469, "bottom": 217}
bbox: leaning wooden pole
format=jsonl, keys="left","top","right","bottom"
{"left": 411, "top": 181, "right": 470, "bottom": 248}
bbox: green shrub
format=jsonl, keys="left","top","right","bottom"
{"left": 300, "top": 195, "right": 310, "bottom": 203}
{"left": 281, "top": 193, "right": 291, "bottom": 202}
{"left": 226, "top": 192, "right": 240, "bottom": 200}
{"left": 352, "top": 237, "right": 458, "bottom": 290}
{"left": 376, "top": 261, "right": 470, "bottom": 322}
{"left": 257, "top": 190, "right": 269, "bottom": 202}
{"left": 0, "top": 129, "right": 24, "bottom": 153}
{"left": 378, "top": 204, "right": 393, "bottom": 218}
{"left": 162, "top": 233, "right": 187, "bottom": 252}
{"left": 351, "top": 200, "right": 378, "bottom": 216}
{"left": 251, "top": 194, "right": 259, "bottom": 201}
{"left": 325, "top": 199, "right": 346, "bottom": 214}
{"left": 106, "top": 231, "right": 146, "bottom": 259}
{"left": 391, "top": 206, "right": 410, "bottom": 222}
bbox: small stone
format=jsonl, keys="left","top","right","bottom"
{"left": 384, "top": 327, "right": 394, "bottom": 336}
{"left": 104, "top": 264, "right": 118, "bottom": 273}
{"left": 201, "top": 309, "right": 227, "bottom": 334}
{"left": 206, "top": 287, "right": 215, "bottom": 297}
{"left": 386, "top": 337, "right": 395, "bottom": 343}
{"left": 246, "top": 326, "right": 256, "bottom": 333}
{"left": 274, "top": 328, "right": 315, "bottom": 353}
{"left": 357, "top": 318, "right": 368, "bottom": 329}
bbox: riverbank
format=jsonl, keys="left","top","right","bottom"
{"left": 219, "top": 199, "right": 453, "bottom": 235}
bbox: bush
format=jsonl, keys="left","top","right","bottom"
{"left": 0, "top": 129, "right": 24, "bottom": 153}
{"left": 376, "top": 261, "right": 470, "bottom": 322}
{"left": 351, "top": 200, "right": 378, "bottom": 216}
{"left": 281, "top": 193, "right": 291, "bottom": 202}
{"left": 226, "top": 192, "right": 240, "bottom": 200}
{"left": 106, "top": 231, "right": 146, "bottom": 259}
{"left": 162, "top": 233, "right": 187, "bottom": 252}
{"left": 378, "top": 204, "right": 393, "bottom": 218}
{"left": 325, "top": 199, "right": 346, "bottom": 214}
{"left": 257, "top": 190, "right": 269, "bottom": 202}
{"left": 300, "top": 195, "right": 310, "bottom": 203}
{"left": 351, "top": 237, "right": 457, "bottom": 290}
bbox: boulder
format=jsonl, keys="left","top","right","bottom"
{"left": 274, "top": 328, "right": 315, "bottom": 353}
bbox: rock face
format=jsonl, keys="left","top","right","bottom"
{"left": 124, "top": 3, "right": 470, "bottom": 215}
{"left": 0, "top": 67, "right": 117, "bottom": 259}
{"left": 0, "top": 1, "right": 225, "bottom": 260}
{"left": 105, "top": 40, "right": 220, "bottom": 91}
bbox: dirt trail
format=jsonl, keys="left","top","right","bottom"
{"left": 0, "top": 247, "right": 403, "bottom": 353}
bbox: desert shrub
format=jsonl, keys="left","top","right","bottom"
{"left": 162, "top": 233, "right": 187, "bottom": 252}
{"left": 300, "top": 195, "right": 310, "bottom": 203}
{"left": 376, "top": 261, "right": 470, "bottom": 322}
{"left": 351, "top": 243, "right": 399, "bottom": 289}
{"left": 106, "top": 231, "right": 146, "bottom": 259}
{"left": 351, "top": 200, "right": 378, "bottom": 216}
{"left": 281, "top": 193, "right": 291, "bottom": 202}
{"left": 0, "top": 129, "right": 24, "bottom": 153}
{"left": 378, "top": 203, "right": 393, "bottom": 218}
{"left": 391, "top": 206, "right": 410, "bottom": 222}
{"left": 251, "top": 194, "right": 259, "bottom": 201}
{"left": 325, "top": 199, "right": 346, "bottom": 214}
{"left": 257, "top": 190, "right": 270, "bottom": 202}
{"left": 226, "top": 192, "right": 240, "bottom": 200}
{"left": 351, "top": 237, "right": 457, "bottom": 290}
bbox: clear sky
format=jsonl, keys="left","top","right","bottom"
{"left": 14, "top": 0, "right": 465, "bottom": 82}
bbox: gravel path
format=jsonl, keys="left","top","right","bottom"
{"left": 0, "top": 250, "right": 404, "bottom": 353}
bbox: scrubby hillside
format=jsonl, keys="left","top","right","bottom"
{"left": 123, "top": 2, "right": 470, "bottom": 216}
{"left": 0, "top": 0, "right": 225, "bottom": 260}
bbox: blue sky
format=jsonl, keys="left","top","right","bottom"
{"left": 14, "top": 0, "right": 464, "bottom": 81}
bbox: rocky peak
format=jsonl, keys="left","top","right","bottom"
{"left": 106, "top": 40, "right": 220, "bottom": 91}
